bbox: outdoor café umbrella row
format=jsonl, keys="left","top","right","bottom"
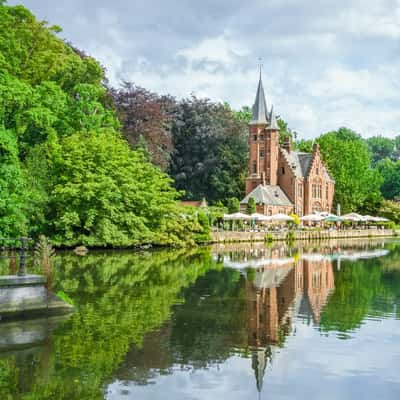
{"left": 301, "top": 212, "right": 389, "bottom": 223}
{"left": 223, "top": 212, "right": 294, "bottom": 222}
{"left": 223, "top": 211, "right": 389, "bottom": 223}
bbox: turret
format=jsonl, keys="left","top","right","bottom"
{"left": 246, "top": 74, "right": 281, "bottom": 192}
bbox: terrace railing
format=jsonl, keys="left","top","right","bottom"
{"left": 0, "top": 237, "right": 31, "bottom": 276}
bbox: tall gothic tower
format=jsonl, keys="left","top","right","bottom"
{"left": 245, "top": 75, "right": 280, "bottom": 195}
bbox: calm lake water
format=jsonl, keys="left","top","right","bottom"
{"left": 1, "top": 239, "right": 400, "bottom": 399}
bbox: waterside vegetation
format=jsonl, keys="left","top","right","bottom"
{"left": 0, "top": 2, "right": 399, "bottom": 248}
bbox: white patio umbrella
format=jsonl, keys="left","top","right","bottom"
{"left": 301, "top": 213, "right": 325, "bottom": 222}
{"left": 364, "top": 215, "right": 379, "bottom": 222}
{"left": 223, "top": 212, "right": 252, "bottom": 221}
{"left": 250, "top": 213, "right": 271, "bottom": 222}
{"left": 341, "top": 212, "right": 365, "bottom": 222}
{"left": 270, "top": 213, "right": 294, "bottom": 222}
{"left": 374, "top": 216, "right": 389, "bottom": 222}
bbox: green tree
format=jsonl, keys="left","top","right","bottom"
{"left": 277, "top": 117, "right": 297, "bottom": 144}
{"left": 393, "top": 135, "right": 400, "bottom": 160}
{"left": 0, "top": 128, "right": 27, "bottom": 237}
{"left": 366, "top": 136, "right": 395, "bottom": 165}
{"left": 379, "top": 200, "right": 400, "bottom": 224}
{"left": 227, "top": 197, "right": 240, "bottom": 213}
{"left": 376, "top": 158, "right": 400, "bottom": 200}
{"left": 169, "top": 97, "right": 248, "bottom": 203}
{"left": 232, "top": 105, "right": 251, "bottom": 123}
{"left": 295, "top": 138, "right": 313, "bottom": 152}
{"left": 46, "top": 130, "right": 202, "bottom": 247}
{"left": 317, "top": 128, "right": 383, "bottom": 213}
{"left": 246, "top": 197, "right": 256, "bottom": 214}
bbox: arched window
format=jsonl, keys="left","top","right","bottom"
{"left": 312, "top": 203, "right": 322, "bottom": 213}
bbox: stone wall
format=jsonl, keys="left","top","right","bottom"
{"left": 0, "top": 275, "right": 73, "bottom": 317}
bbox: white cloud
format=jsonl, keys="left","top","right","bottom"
{"left": 177, "top": 34, "right": 249, "bottom": 65}
{"left": 8, "top": 0, "right": 400, "bottom": 138}
{"left": 336, "top": 2, "right": 400, "bottom": 39}
{"left": 308, "top": 66, "right": 399, "bottom": 100}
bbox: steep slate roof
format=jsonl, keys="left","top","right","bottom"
{"left": 249, "top": 76, "right": 269, "bottom": 125}
{"left": 323, "top": 166, "right": 334, "bottom": 182}
{"left": 241, "top": 185, "right": 292, "bottom": 206}
{"left": 280, "top": 149, "right": 335, "bottom": 182}
{"left": 297, "top": 152, "right": 313, "bottom": 177}
{"left": 267, "top": 106, "right": 279, "bottom": 130}
{"left": 280, "top": 149, "right": 312, "bottom": 178}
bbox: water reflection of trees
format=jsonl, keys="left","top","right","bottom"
{"left": 321, "top": 243, "right": 400, "bottom": 332}
{"left": 115, "top": 240, "right": 400, "bottom": 396}
{"left": 0, "top": 248, "right": 222, "bottom": 400}
{"left": 114, "top": 250, "right": 336, "bottom": 394}
{"left": 1, "top": 240, "right": 400, "bottom": 399}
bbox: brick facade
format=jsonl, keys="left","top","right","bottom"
{"left": 242, "top": 76, "right": 335, "bottom": 216}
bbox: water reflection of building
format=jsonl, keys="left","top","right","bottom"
{"left": 110, "top": 242, "right": 390, "bottom": 399}
{"left": 247, "top": 257, "right": 335, "bottom": 347}
{"left": 244, "top": 255, "right": 335, "bottom": 397}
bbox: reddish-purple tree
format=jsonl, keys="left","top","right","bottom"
{"left": 110, "top": 82, "right": 176, "bottom": 170}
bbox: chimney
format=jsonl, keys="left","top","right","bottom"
{"left": 283, "top": 135, "right": 292, "bottom": 153}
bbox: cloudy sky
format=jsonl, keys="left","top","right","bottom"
{"left": 8, "top": 0, "right": 400, "bottom": 138}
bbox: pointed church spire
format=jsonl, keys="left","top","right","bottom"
{"left": 252, "top": 348, "right": 268, "bottom": 394}
{"left": 266, "top": 105, "right": 279, "bottom": 130}
{"left": 250, "top": 72, "right": 269, "bottom": 125}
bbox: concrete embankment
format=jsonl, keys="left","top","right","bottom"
{"left": 0, "top": 275, "right": 73, "bottom": 318}
{"left": 211, "top": 229, "right": 398, "bottom": 243}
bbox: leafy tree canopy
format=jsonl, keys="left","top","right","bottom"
{"left": 0, "top": 3, "right": 207, "bottom": 247}
{"left": 316, "top": 128, "right": 383, "bottom": 213}
{"left": 169, "top": 97, "right": 248, "bottom": 203}
{"left": 246, "top": 197, "right": 256, "bottom": 214}
{"left": 367, "top": 135, "right": 399, "bottom": 165}
{"left": 376, "top": 159, "right": 400, "bottom": 200}
{"left": 111, "top": 82, "right": 176, "bottom": 170}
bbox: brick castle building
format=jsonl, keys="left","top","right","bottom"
{"left": 241, "top": 75, "right": 335, "bottom": 216}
